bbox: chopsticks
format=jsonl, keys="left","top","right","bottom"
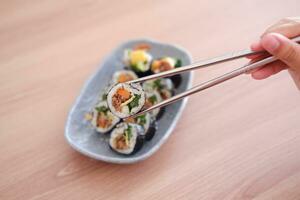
{"left": 127, "top": 49, "right": 267, "bottom": 84}
{"left": 127, "top": 36, "right": 300, "bottom": 118}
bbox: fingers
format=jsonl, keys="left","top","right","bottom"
{"left": 248, "top": 17, "right": 300, "bottom": 60}
{"left": 245, "top": 54, "right": 271, "bottom": 74}
{"left": 251, "top": 61, "right": 287, "bottom": 80}
{"left": 251, "top": 41, "right": 263, "bottom": 51}
{"left": 262, "top": 17, "right": 300, "bottom": 38}
{"left": 261, "top": 33, "right": 300, "bottom": 72}
{"left": 247, "top": 17, "right": 300, "bottom": 85}
{"left": 246, "top": 41, "right": 265, "bottom": 59}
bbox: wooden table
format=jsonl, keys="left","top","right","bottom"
{"left": 1, "top": 1, "right": 300, "bottom": 199}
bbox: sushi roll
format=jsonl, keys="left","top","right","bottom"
{"left": 150, "top": 57, "right": 181, "bottom": 74}
{"left": 151, "top": 57, "right": 182, "bottom": 88}
{"left": 143, "top": 78, "right": 174, "bottom": 92}
{"left": 144, "top": 91, "right": 162, "bottom": 117}
{"left": 91, "top": 101, "right": 120, "bottom": 133}
{"left": 107, "top": 83, "right": 145, "bottom": 118}
{"left": 124, "top": 113, "right": 157, "bottom": 140}
{"left": 109, "top": 122, "right": 144, "bottom": 155}
{"left": 112, "top": 70, "right": 138, "bottom": 84}
{"left": 123, "top": 48, "right": 152, "bottom": 76}
{"left": 142, "top": 78, "right": 174, "bottom": 100}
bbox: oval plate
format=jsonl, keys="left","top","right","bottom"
{"left": 65, "top": 39, "right": 193, "bottom": 164}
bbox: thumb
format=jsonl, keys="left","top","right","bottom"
{"left": 261, "top": 33, "right": 300, "bottom": 72}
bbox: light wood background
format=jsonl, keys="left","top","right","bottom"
{"left": 1, "top": 0, "right": 300, "bottom": 199}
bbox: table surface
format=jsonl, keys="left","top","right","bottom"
{"left": 1, "top": 1, "right": 300, "bottom": 199}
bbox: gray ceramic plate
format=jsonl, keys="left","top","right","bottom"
{"left": 65, "top": 39, "right": 193, "bottom": 164}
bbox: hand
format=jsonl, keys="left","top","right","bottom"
{"left": 248, "top": 17, "right": 300, "bottom": 90}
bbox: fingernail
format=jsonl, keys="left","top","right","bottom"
{"left": 250, "top": 41, "right": 261, "bottom": 50}
{"left": 262, "top": 34, "right": 280, "bottom": 53}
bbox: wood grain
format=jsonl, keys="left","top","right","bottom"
{"left": 1, "top": 0, "right": 300, "bottom": 199}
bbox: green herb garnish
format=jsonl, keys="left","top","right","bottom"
{"left": 153, "top": 79, "right": 163, "bottom": 90}
{"left": 136, "top": 115, "right": 147, "bottom": 126}
{"left": 132, "top": 62, "right": 147, "bottom": 72}
{"left": 95, "top": 106, "right": 109, "bottom": 114}
{"left": 102, "top": 93, "right": 107, "bottom": 100}
{"left": 148, "top": 95, "right": 157, "bottom": 104}
{"left": 128, "top": 94, "right": 141, "bottom": 111}
{"left": 175, "top": 59, "right": 182, "bottom": 68}
{"left": 124, "top": 125, "right": 133, "bottom": 145}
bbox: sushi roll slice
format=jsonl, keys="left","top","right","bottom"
{"left": 151, "top": 57, "right": 182, "bottom": 88}
{"left": 150, "top": 57, "right": 181, "bottom": 74}
{"left": 124, "top": 113, "right": 157, "bottom": 140}
{"left": 143, "top": 78, "right": 174, "bottom": 92}
{"left": 123, "top": 48, "right": 152, "bottom": 75}
{"left": 91, "top": 101, "right": 120, "bottom": 133}
{"left": 109, "top": 122, "right": 144, "bottom": 155}
{"left": 107, "top": 83, "right": 145, "bottom": 118}
{"left": 142, "top": 78, "right": 174, "bottom": 100}
{"left": 112, "top": 70, "right": 138, "bottom": 84}
{"left": 144, "top": 90, "right": 162, "bottom": 117}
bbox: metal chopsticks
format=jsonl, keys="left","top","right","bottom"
{"left": 127, "top": 36, "right": 300, "bottom": 118}
{"left": 127, "top": 49, "right": 265, "bottom": 84}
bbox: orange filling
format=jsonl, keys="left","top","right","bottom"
{"left": 151, "top": 60, "right": 173, "bottom": 72}
{"left": 133, "top": 43, "right": 151, "bottom": 51}
{"left": 112, "top": 88, "right": 132, "bottom": 111}
{"left": 160, "top": 90, "right": 170, "bottom": 100}
{"left": 124, "top": 117, "right": 135, "bottom": 123}
{"left": 97, "top": 113, "right": 112, "bottom": 128}
{"left": 144, "top": 99, "right": 154, "bottom": 109}
{"left": 118, "top": 88, "right": 131, "bottom": 99}
{"left": 117, "top": 74, "right": 134, "bottom": 83}
{"left": 115, "top": 135, "right": 128, "bottom": 150}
